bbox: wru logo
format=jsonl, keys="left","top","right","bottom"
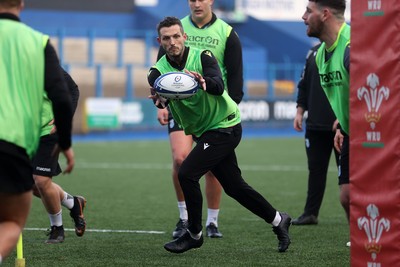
{"left": 357, "top": 73, "right": 389, "bottom": 130}
{"left": 357, "top": 204, "right": 390, "bottom": 261}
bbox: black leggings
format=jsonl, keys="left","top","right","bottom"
{"left": 179, "top": 123, "right": 277, "bottom": 234}
{"left": 303, "top": 129, "right": 339, "bottom": 216}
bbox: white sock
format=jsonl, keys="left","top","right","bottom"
{"left": 49, "top": 210, "right": 63, "bottom": 227}
{"left": 61, "top": 192, "right": 74, "bottom": 209}
{"left": 271, "top": 211, "right": 282, "bottom": 227}
{"left": 0, "top": 254, "right": 2, "bottom": 264}
{"left": 178, "top": 201, "right": 188, "bottom": 221}
{"left": 206, "top": 209, "right": 219, "bottom": 227}
{"left": 188, "top": 230, "right": 202, "bottom": 240}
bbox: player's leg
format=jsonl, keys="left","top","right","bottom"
{"left": 33, "top": 174, "right": 65, "bottom": 243}
{"left": 0, "top": 146, "right": 34, "bottom": 260}
{"left": 165, "top": 124, "right": 291, "bottom": 253}
{"left": 338, "top": 134, "right": 350, "bottom": 246}
{"left": 208, "top": 125, "right": 291, "bottom": 253}
{"left": 168, "top": 119, "right": 193, "bottom": 239}
{"left": 204, "top": 171, "right": 223, "bottom": 237}
{"left": 54, "top": 183, "right": 87, "bottom": 237}
{"left": 0, "top": 191, "right": 32, "bottom": 260}
{"left": 33, "top": 181, "right": 86, "bottom": 237}
{"left": 338, "top": 135, "right": 350, "bottom": 223}
{"left": 32, "top": 134, "right": 64, "bottom": 243}
{"left": 293, "top": 130, "right": 335, "bottom": 225}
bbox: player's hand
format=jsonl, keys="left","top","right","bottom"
{"left": 51, "top": 145, "right": 75, "bottom": 174}
{"left": 185, "top": 69, "right": 206, "bottom": 91}
{"left": 48, "top": 119, "right": 57, "bottom": 134}
{"left": 293, "top": 114, "right": 303, "bottom": 132}
{"left": 334, "top": 129, "right": 344, "bottom": 153}
{"left": 157, "top": 108, "right": 169, "bottom": 126}
{"left": 61, "top": 147, "right": 75, "bottom": 174}
{"left": 332, "top": 120, "right": 340, "bottom": 131}
{"left": 148, "top": 87, "right": 168, "bottom": 108}
{"left": 52, "top": 144, "right": 75, "bottom": 174}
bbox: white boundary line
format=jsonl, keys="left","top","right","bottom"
{"left": 24, "top": 227, "right": 165, "bottom": 235}
{"left": 76, "top": 162, "right": 338, "bottom": 173}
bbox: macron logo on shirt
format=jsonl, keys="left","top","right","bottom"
{"left": 203, "top": 143, "right": 210, "bottom": 150}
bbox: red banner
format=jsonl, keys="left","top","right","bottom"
{"left": 350, "top": 0, "right": 400, "bottom": 266}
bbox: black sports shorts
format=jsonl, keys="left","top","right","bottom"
{"left": 0, "top": 140, "right": 34, "bottom": 193}
{"left": 167, "top": 117, "right": 184, "bottom": 134}
{"left": 31, "top": 134, "right": 62, "bottom": 177}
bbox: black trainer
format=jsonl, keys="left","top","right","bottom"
{"left": 292, "top": 214, "right": 318, "bottom": 225}
{"left": 70, "top": 196, "right": 87, "bottom": 237}
{"left": 272, "top": 212, "right": 292, "bottom": 252}
{"left": 172, "top": 219, "right": 188, "bottom": 239}
{"left": 206, "top": 223, "right": 223, "bottom": 238}
{"left": 45, "top": 225, "right": 65, "bottom": 244}
{"left": 164, "top": 231, "right": 204, "bottom": 253}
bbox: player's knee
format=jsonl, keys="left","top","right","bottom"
{"left": 33, "top": 176, "right": 51, "bottom": 191}
{"left": 31, "top": 184, "right": 41, "bottom": 198}
{"left": 172, "top": 155, "right": 186, "bottom": 168}
{"left": 339, "top": 185, "right": 350, "bottom": 207}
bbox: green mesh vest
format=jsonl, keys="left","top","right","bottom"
{"left": 153, "top": 47, "right": 240, "bottom": 137}
{"left": 41, "top": 94, "right": 54, "bottom": 136}
{"left": 0, "top": 19, "right": 48, "bottom": 157}
{"left": 316, "top": 23, "right": 350, "bottom": 134}
{"left": 181, "top": 16, "right": 231, "bottom": 91}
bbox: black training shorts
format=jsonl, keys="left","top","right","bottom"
{"left": 31, "top": 134, "right": 62, "bottom": 177}
{"left": 0, "top": 140, "right": 34, "bottom": 193}
{"left": 167, "top": 117, "right": 184, "bottom": 134}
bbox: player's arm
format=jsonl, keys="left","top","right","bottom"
{"left": 44, "top": 41, "right": 73, "bottom": 150}
{"left": 44, "top": 40, "right": 74, "bottom": 173}
{"left": 224, "top": 30, "right": 244, "bottom": 103}
{"left": 294, "top": 61, "right": 307, "bottom": 133}
{"left": 147, "top": 68, "right": 169, "bottom": 109}
{"left": 63, "top": 68, "right": 80, "bottom": 114}
{"left": 296, "top": 47, "right": 314, "bottom": 112}
{"left": 199, "top": 50, "right": 224, "bottom": 96}
{"left": 49, "top": 68, "right": 79, "bottom": 134}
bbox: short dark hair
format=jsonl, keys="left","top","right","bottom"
{"left": 0, "top": 0, "right": 21, "bottom": 8}
{"left": 157, "top": 16, "right": 184, "bottom": 37}
{"left": 309, "top": 0, "right": 346, "bottom": 15}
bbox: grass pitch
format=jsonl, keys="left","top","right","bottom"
{"left": 3, "top": 137, "right": 350, "bottom": 266}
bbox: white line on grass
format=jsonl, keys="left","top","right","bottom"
{"left": 76, "top": 162, "right": 310, "bottom": 172}
{"left": 75, "top": 162, "right": 338, "bottom": 173}
{"left": 24, "top": 227, "right": 165, "bottom": 235}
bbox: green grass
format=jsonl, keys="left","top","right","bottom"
{"left": 3, "top": 138, "right": 350, "bottom": 266}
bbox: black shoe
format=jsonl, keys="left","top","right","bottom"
{"left": 206, "top": 223, "right": 223, "bottom": 238}
{"left": 172, "top": 219, "right": 188, "bottom": 239}
{"left": 70, "top": 196, "right": 87, "bottom": 237}
{"left": 292, "top": 214, "right": 318, "bottom": 225}
{"left": 272, "top": 212, "right": 292, "bottom": 252}
{"left": 45, "top": 225, "right": 65, "bottom": 244}
{"left": 164, "top": 231, "right": 204, "bottom": 253}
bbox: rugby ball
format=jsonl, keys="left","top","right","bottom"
{"left": 154, "top": 72, "right": 199, "bottom": 100}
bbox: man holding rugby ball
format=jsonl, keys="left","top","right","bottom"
{"left": 148, "top": 16, "right": 292, "bottom": 254}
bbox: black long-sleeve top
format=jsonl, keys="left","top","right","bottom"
{"left": 63, "top": 69, "right": 80, "bottom": 115}
{"left": 0, "top": 13, "right": 73, "bottom": 150}
{"left": 157, "top": 13, "right": 243, "bottom": 104}
{"left": 296, "top": 44, "right": 336, "bottom": 131}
